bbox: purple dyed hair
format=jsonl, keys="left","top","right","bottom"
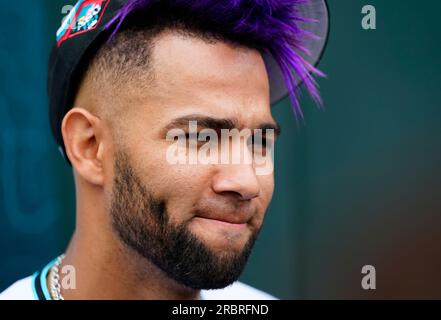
{"left": 105, "top": 0, "right": 325, "bottom": 120}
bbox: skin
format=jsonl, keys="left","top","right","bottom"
{"left": 58, "top": 30, "right": 278, "bottom": 300}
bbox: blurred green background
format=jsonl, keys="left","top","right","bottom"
{"left": 1, "top": 0, "right": 440, "bottom": 299}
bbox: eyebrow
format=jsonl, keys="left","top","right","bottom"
{"left": 163, "top": 114, "right": 281, "bottom": 137}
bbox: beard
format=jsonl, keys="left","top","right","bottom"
{"left": 110, "top": 151, "right": 259, "bottom": 290}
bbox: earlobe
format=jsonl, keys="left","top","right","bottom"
{"left": 61, "top": 108, "right": 105, "bottom": 186}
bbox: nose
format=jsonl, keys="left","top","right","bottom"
{"left": 211, "top": 163, "right": 261, "bottom": 201}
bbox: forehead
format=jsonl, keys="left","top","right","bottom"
{"left": 134, "top": 30, "right": 272, "bottom": 126}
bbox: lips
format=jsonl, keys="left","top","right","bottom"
{"left": 191, "top": 195, "right": 259, "bottom": 229}
{"left": 193, "top": 207, "right": 255, "bottom": 225}
{"left": 197, "top": 216, "right": 249, "bottom": 226}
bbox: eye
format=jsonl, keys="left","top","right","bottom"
{"left": 247, "top": 135, "right": 267, "bottom": 147}
{"left": 185, "top": 133, "right": 200, "bottom": 141}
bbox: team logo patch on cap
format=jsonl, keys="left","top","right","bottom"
{"left": 56, "top": 0, "right": 109, "bottom": 47}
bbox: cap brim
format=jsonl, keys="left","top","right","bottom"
{"left": 264, "top": 0, "right": 329, "bottom": 105}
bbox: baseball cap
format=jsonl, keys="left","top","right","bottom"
{"left": 48, "top": 0, "right": 329, "bottom": 160}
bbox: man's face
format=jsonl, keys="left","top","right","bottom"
{"left": 107, "top": 31, "right": 276, "bottom": 289}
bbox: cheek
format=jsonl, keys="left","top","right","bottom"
{"left": 163, "top": 165, "right": 215, "bottom": 222}
{"left": 258, "top": 174, "right": 275, "bottom": 205}
{"left": 252, "top": 174, "right": 274, "bottom": 225}
{"left": 130, "top": 140, "right": 215, "bottom": 220}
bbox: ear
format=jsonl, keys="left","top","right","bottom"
{"left": 61, "top": 108, "right": 106, "bottom": 186}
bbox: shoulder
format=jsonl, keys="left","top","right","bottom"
{"left": 201, "top": 281, "right": 277, "bottom": 300}
{"left": 0, "top": 275, "right": 36, "bottom": 300}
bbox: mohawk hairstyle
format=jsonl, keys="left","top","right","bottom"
{"left": 104, "top": 0, "right": 325, "bottom": 120}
